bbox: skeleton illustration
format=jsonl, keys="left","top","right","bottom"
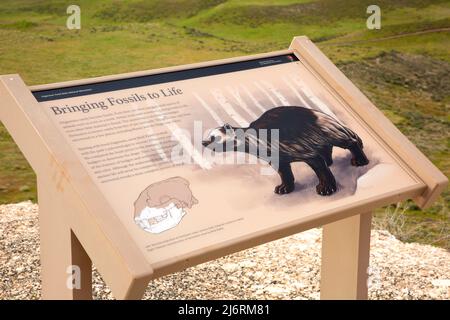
{"left": 134, "top": 177, "right": 198, "bottom": 234}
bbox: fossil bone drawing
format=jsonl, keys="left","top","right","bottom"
{"left": 134, "top": 177, "right": 198, "bottom": 234}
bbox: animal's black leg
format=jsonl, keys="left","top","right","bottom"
{"left": 274, "top": 162, "right": 295, "bottom": 195}
{"left": 306, "top": 157, "right": 337, "bottom": 196}
{"left": 320, "top": 145, "right": 333, "bottom": 167}
{"left": 349, "top": 142, "right": 369, "bottom": 167}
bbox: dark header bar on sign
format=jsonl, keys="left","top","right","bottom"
{"left": 33, "top": 54, "right": 299, "bottom": 102}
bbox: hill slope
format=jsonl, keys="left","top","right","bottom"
{"left": 0, "top": 0, "right": 448, "bottom": 248}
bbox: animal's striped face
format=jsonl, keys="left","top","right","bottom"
{"left": 202, "top": 124, "right": 236, "bottom": 150}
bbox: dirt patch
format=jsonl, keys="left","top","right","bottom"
{"left": 201, "top": 0, "right": 449, "bottom": 26}
{"left": 339, "top": 50, "right": 450, "bottom": 102}
{"left": 94, "top": 0, "right": 226, "bottom": 22}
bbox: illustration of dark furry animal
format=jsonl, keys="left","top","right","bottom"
{"left": 202, "top": 106, "right": 369, "bottom": 196}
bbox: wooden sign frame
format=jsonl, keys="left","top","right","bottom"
{"left": 0, "top": 36, "right": 447, "bottom": 300}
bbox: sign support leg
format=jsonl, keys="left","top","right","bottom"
{"left": 320, "top": 212, "right": 372, "bottom": 300}
{"left": 38, "top": 177, "right": 92, "bottom": 300}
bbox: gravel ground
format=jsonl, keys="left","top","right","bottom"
{"left": 0, "top": 201, "right": 448, "bottom": 300}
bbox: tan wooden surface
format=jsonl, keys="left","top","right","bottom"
{"left": 38, "top": 176, "right": 92, "bottom": 300}
{"left": 321, "top": 212, "right": 372, "bottom": 300}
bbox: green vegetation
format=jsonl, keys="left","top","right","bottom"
{"left": 0, "top": 0, "right": 448, "bottom": 248}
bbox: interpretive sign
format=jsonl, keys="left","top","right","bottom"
{"left": 0, "top": 36, "right": 447, "bottom": 300}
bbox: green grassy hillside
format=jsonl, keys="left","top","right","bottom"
{"left": 0, "top": 0, "right": 448, "bottom": 248}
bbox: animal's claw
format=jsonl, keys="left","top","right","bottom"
{"left": 316, "top": 182, "right": 337, "bottom": 196}
{"left": 274, "top": 183, "right": 295, "bottom": 195}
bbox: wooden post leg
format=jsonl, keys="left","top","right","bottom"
{"left": 38, "top": 177, "right": 92, "bottom": 300}
{"left": 320, "top": 212, "right": 372, "bottom": 300}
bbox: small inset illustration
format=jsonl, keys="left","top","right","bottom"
{"left": 134, "top": 177, "right": 198, "bottom": 234}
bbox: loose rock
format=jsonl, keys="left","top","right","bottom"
{"left": 0, "top": 202, "right": 448, "bottom": 300}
